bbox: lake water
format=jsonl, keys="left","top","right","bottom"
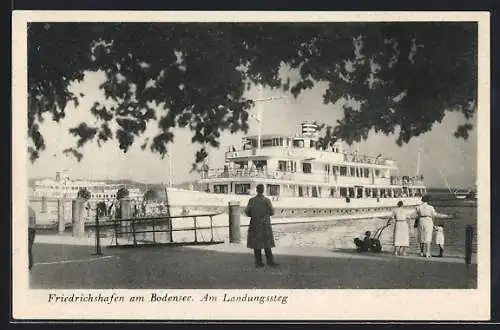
{"left": 127, "top": 197, "right": 477, "bottom": 258}
{"left": 33, "top": 191, "right": 478, "bottom": 258}
{"left": 269, "top": 202, "right": 477, "bottom": 257}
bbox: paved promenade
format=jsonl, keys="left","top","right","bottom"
{"left": 29, "top": 234, "right": 477, "bottom": 289}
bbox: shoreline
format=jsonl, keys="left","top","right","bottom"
{"left": 28, "top": 240, "right": 477, "bottom": 289}
{"left": 33, "top": 233, "right": 477, "bottom": 264}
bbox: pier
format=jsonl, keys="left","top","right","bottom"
{"left": 30, "top": 236, "right": 476, "bottom": 289}
{"left": 28, "top": 204, "right": 476, "bottom": 290}
{"left": 27, "top": 195, "right": 477, "bottom": 289}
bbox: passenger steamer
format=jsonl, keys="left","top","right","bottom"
{"left": 165, "top": 122, "right": 427, "bottom": 225}
{"left": 30, "top": 171, "right": 143, "bottom": 201}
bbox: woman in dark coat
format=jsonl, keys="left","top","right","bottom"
{"left": 245, "top": 184, "right": 278, "bottom": 267}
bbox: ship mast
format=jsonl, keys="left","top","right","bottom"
{"left": 168, "top": 152, "right": 173, "bottom": 188}
{"left": 415, "top": 148, "right": 424, "bottom": 176}
{"left": 249, "top": 84, "right": 286, "bottom": 151}
{"left": 437, "top": 166, "right": 455, "bottom": 196}
{"left": 257, "top": 85, "right": 263, "bottom": 151}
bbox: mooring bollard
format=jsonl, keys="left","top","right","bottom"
{"left": 41, "top": 196, "right": 47, "bottom": 213}
{"left": 72, "top": 198, "right": 85, "bottom": 238}
{"left": 120, "top": 198, "right": 132, "bottom": 226}
{"left": 229, "top": 201, "right": 241, "bottom": 243}
{"left": 57, "top": 199, "right": 65, "bottom": 234}
{"left": 465, "top": 225, "right": 474, "bottom": 265}
{"left": 94, "top": 205, "right": 102, "bottom": 256}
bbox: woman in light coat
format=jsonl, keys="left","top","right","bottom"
{"left": 390, "top": 200, "right": 410, "bottom": 256}
{"left": 415, "top": 195, "right": 440, "bottom": 258}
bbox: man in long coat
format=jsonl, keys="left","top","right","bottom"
{"left": 245, "top": 184, "right": 278, "bottom": 267}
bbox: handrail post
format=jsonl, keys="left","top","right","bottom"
{"left": 152, "top": 218, "right": 156, "bottom": 244}
{"left": 114, "top": 215, "right": 119, "bottom": 246}
{"left": 169, "top": 216, "right": 174, "bottom": 243}
{"left": 465, "top": 225, "right": 473, "bottom": 265}
{"left": 209, "top": 216, "right": 214, "bottom": 242}
{"left": 132, "top": 218, "right": 137, "bottom": 246}
{"left": 168, "top": 216, "right": 173, "bottom": 242}
{"left": 94, "top": 205, "right": 102, "bottom": 256}
{"left": 193, "top": 216, "right": 198, "bottom": 243}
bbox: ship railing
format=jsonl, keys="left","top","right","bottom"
{"left": 341, "top": 153, "right": 392, "bottom": 166}
{"left": 102, "top": 212, "right": 224, "bottom": 248}
{"left": 225, "top": 146, "right": 392, "bottom": 165}
{"left": 390, "top": 175, "right": 425, "bottom": 186}
{"left": 200, "top": 168, "right": 308, "bottom": 181}
{"left": 201, "top": 168, "right": 397, "bottom": 183}
{"left": 201, "top": 168, "right": 276, "bottom": 180}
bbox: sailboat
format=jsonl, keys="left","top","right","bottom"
{"left": 465, "top": 181, "right": 478, "bottom": 201}
{"left": 437, "top": 167, "right": 468, "bottom": 200}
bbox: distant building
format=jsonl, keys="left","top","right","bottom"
{"left": 30, "top": 171, "right": 143, "bottom": 201}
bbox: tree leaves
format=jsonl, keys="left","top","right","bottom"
{"left": 116, "top": 187, "right": 129, "bottom": 200}
{"left": 143, "top": 188, "right": 159, "bottom": 202}
{"left": 77, "top": 187, "right": 91, "bottom": 200}
{"left": 27, "top": 22, "right": 477, "bottom": 165}
{"left": 68, "top": 123, "right": 98, "bottom": 148}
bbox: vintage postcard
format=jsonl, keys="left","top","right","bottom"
{"left": 12, "top": 11, "right": 490, "bottom": 320}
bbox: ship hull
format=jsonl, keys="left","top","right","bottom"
{"left": 164, "top": 188, "right": 422, "bottom": 225}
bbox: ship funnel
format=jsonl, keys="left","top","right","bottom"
{"left": 301, "top": 121, "right": 320, "bottom": 138}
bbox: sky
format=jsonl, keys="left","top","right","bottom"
{"left": 27, "top": 71, "right": 478, "bottom": 189}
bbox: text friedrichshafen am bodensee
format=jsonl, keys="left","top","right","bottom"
{"left": 47, "top": 292, "right": 289, "bottom": 305}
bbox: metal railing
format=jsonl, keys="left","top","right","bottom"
{"left": 224, "top": 146, "right": 393, "bottom": 165}
{"left": 106, "top": 212, "right": 224, "bottom": 247}
{"left": 200, "top": 169, "right": 424, "bottom": 187}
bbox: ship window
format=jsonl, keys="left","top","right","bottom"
{"left": 293, "top": 139, "right": 304, "bottom": 148}
{"left": 357, "top": 188, "right": 363, "bottom": 198}
{"left": 302, "top": 163, "right": 312, "bottom": 174}
{"left": 278, "top": 161, "right": 287, "bottom": 172}
{"left": 266, "top": 184, "right": 280, "bottom": 196}
{"left": 330, "top": 188, "right": 335, "bottom": 197}
{"left": 339, "top": 187, "right": 348, "bottom": 198}
{"left": 214, "top": 184, "right": 229, "bottom": 194}
{"left": 348, "top": 188, "right": 355, "bottom": 198}
{"left": 350, "top": 167, "right": 356, "bottom": 177}
{"left": 310, "top": 140, "right": 315, "bottom": 148}
{"left": 364, "top": 168, "right": 370, "bottom": 178}
{"left": 234, "top": 184, "right": 251, "bottom": 195}
{"left": 298, "top": 186, "right": 304, "bottom": 197}
{"left": 339, "top": 167, "right": 347, "bottom": 176}
{"left": 312, "top": 187, "right": 318, "bottom": 198}
{"left": 253, "top": 160, "right": 267, "bottom": 170}
{"left": 375, "top": 169, "right": 380, "bottom": 177}
{"left": 270, "top": 138, "right": 283, "bottom": 147}
{"left": 262, "top": 139, "right": 273, "bottom": 147}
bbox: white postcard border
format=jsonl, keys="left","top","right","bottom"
{"left": 12, "top": 10, "right": 491, "bottom": 321}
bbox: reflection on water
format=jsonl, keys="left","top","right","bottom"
{"left": 270, "top": 204, "right": 477, "bottom": 257}
{"left": 112, "top": 203, "right": 476, "bottom": 258}
{"left": 38, "top": 194, "right": 476, "bottom": 258}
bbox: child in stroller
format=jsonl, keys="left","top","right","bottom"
{"left": 353, "top": 222, "right": 390, "bottom": 253}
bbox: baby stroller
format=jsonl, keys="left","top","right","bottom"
{"left": 354, "top": 223, "right": 391, "bottom": 253}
